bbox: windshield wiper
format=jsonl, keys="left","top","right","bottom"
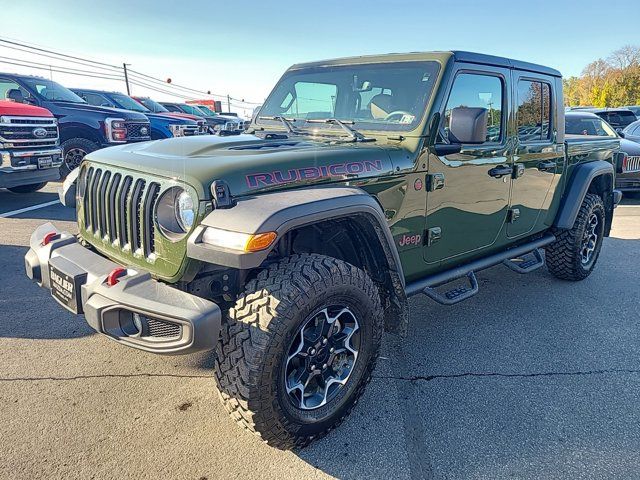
{"left": 258, "top": 116, "right": 302, "bottom": 135}
{"left": 305, "top": 118, "right": 375, "bottom": 142}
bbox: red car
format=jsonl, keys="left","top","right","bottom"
{"left": 132, "top": 96, "right": 209, "bottom": 134}
{"left": 0, "top": 99, "right": 62, "bottom": 192}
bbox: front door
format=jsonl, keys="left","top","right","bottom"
{"left": 507, "top": 74, "right": 562, "bottom": 238}
{"left": 424, "top": 66, "right": 512, "bottom": 265}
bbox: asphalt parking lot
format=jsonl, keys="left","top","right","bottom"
{"left": 1, "top": 184, "right": 639, "bottom": 480}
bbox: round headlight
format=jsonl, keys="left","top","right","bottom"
{"left": 175, "top": 190, "right": 194, "bottom": 231}
{"left": 155, "top": 187, "right": 197, "bottom": 240}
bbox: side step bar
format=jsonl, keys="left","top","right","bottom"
{"left": 405, "top": 233, "right": 556, "bottom": 302}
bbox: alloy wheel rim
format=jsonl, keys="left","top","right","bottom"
{"left": 284, "top": 306, "right": 360, "bottom": 411}
{"left": 64, "top": 148, "right": 87, "bottom": 170}
{"left": 580, "top": 213, "right": 600, "bottom": 265}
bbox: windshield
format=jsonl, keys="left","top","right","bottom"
{"left": 139, "top": 97, "right": 168, "bottom": 113}
{"left": 22, "top": 78, "right": 85, "bottom": 103}
{"left": 258, "top": 61, "right": 440, "bottom": 132}
{"left": 180, "top": 104, "right": 207, "bottom": 116}
{"left": 109, "top": 93, "right": 150, "bottom": 113}
{"left": 195, "top": 105, "right": 216, "bottom": 116}
{"left": 566, "top": 116, "right": 617, "bottom": 137}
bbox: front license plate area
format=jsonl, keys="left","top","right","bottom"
{"left": 49, "top": 260, "right": 87, "bottom": 314}
{"left": 37, "top": 156, "right": 54, "bottom": 169}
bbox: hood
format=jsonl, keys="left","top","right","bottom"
{"left": 144, "top": 112, "right": 195, "bottom": 125}
{"left": 620, "top": 138, "right": 640, "bottom": 155}
{"left": 49, "top": 101, "right": 149, "bottom": 121}
{"left": 0, "top": 100, "right": 53, "bottom": 117}
{"left": 85, "top": 133, "right": 396, "bottom": 200}
{"left": 159, "top": 112, "right": 204, "bottom": 122}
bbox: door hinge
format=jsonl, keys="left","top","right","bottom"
{"left": 427, "top": 226, "right": 442, "bottom": 245}
{"left": 508, "top": 208, "right": 520, "bottom": 223}
{"left": 426, "top": 173, "right": 445, "bottom": 192}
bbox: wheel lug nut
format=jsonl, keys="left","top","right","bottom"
{"left": 310, "top": 348, "right": 316, "bottom": 355}
{"left": 322, "top": 338, "right": 328, "bottom": 344}
{"left": 329, "top": 347, "right": 335, "bottom": 353}
{"left": 311, "top": 364, "right": 316, "bottom": 370}
{"left": 322, "top": 363, "right": 327, "bottom": 369}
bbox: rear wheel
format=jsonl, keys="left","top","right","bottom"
{"left": 214, "top": 253, "right": 383, "bottom": 449}
{"left": 7, "top": 182, "right": 47, "bottom": 193}
{"left": 546, "top": 193, "right": 605, "bottom": 281}
{"left": 60, "top": 138, "right": 99, "bottom": 178}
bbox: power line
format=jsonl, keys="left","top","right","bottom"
{"left": 127, "top": 68, "right": 229, "bottom": 99}
{"left": 0, "top": 58, "right": 127, "bottom": 81}
{"left": 0, "top": 42, "right": 123, "bottom": 74}
{"left": 0, "top": 55, "right": 124, "bottom": 80}
{"left": 0, "top": 37, "right": 121, "bottom": 70}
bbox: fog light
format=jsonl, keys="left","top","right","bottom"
{"left": 132, "top": 312, "right": 144, "bottom": 333}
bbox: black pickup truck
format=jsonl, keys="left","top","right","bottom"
{"left": 0, "top": 74, "right": 151, "bottom": 177}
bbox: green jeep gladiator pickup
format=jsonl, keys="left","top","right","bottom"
{"left": 25, "top": 51, "right": 622, "bottom": 449}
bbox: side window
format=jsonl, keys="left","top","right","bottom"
{"left": 517, "top": 80, "right": 552, "bottom": 142}
{"left": 282, "top": 82, "right": 337, "bottom": 119}
{"left": 444, "top": 73, "right": 503, "bottom": 143}
{"left": 82, "top": 93, "right": 114, "bottom": 107}
{"left": 0, "top": 79, "right": 32, "bottom": 103}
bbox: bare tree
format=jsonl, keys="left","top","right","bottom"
{"left": 607, "top": 45, "right": 640, "bottom": 70}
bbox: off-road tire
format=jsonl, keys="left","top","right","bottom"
{"left": 546, "top": 193, "right": 605, "bottom": 281}
{"left": 7, "top": 182, "right": 47, "bottom": 193}
{"left": 60, "top": 137, "right": 99, "bottom": 178}
{"left": 214, "top": 253, "right": 384, "bottom": 449}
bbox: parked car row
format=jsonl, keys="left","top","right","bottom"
{"left": 565, "top": 108, "right": 640, "bottom": 195}
{"left": 0, "top": 72, "right": 248, "bottom": 191}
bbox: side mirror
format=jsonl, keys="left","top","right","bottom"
{"left": 618, "top": 131, "right": 626, "bottom": 139}
{"left": 448, "top": 107, "right": 488, "bottom": 144}
{"left": 5, "top": 89, "right": 26, "bottom": 104}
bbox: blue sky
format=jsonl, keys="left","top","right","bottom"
{"left": 1, "top": 0, "right": 635, "bottom": 115}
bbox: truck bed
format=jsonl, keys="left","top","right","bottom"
{"left": 565, "top": 135, "right": 619, "bottom": 165}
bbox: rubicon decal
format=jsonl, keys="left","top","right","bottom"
{"left": 246, "top": 160, "right": 383, "bottom": 188}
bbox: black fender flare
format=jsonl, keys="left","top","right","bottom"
{"left": 554, "top": 160, "right": 614, "bottom": 230}
{"left": 187, "top": 186, "right": 403, "bottom": 282}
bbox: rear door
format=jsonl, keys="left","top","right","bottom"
{"left": 424, "top": 64, "right": 512, "bottom": 264}
{"left": 507, "top": 73, "right": 563, "bottom": 238}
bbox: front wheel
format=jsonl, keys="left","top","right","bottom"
{"left": 60, "top": 138, "right": 99, "bottom": 178}
{"left": 546, "top": 193, "right": 606, "bottom": 281}
{"left": 214, "top": 254, "right": 383, "bottom": 449}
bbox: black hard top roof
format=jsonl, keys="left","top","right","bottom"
{"left": 451, "top": 51, "right": 561, "bottom": 78}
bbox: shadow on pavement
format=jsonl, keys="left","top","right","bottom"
{"left": 0, "top": 244, "right": 94, "bottom": 340}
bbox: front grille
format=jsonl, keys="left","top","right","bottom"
{"left": 196, "top": 120, "right": 207, "bottom": 134}
{"left": 125, "top": 122, "right": 151, "bottom": 141}
{"left": 623, "top": 155, "right": 640, "bottom": 173}
{"left": 146, "top": 318, "right": 181, "bottom": 339}
{"left": 0, "top": 116, "right": 58, "bottom": 149}
{"left": 82, "top": 166, "right": 160, "bottom": 257}
{"left": 183, "top": 125, "right": 200, "bottom": 136}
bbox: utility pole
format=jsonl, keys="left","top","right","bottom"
{"left": 123, "top": 63, "right": 131, "bottom": 95}
{"left": 227, "top": 94, "right": 231, "bottom": 113}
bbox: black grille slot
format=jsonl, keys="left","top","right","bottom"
{"left": 117, "top": 176, "right": 132, "bottom": 247}
{"left": 128, "top": 179, "right": 146, "bottom": 253}
{"left": 146, "top": 319, "right": 181, "bottom": 339}
{"left": 142, "top": 183, "right": 160, "bottom": 256}
{"left": 89, "top": 169, "right": 102, "bottom": 232}
{"left": 107, "top": 173, "right": 121, "bottom": 242}
{"left": 83, "top": 167, "right": 94, "bottom": 228}
{"left": 97, "top": 170, "right": 111, "bottom": 236}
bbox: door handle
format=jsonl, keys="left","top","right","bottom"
{"left": 537, "top": 160, "right": 556, "bottom": 172}
{"left": 488, "top": 165, "right": 513, "bottom": 178}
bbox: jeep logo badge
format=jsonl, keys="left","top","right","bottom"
{"left": 140, "top": 126, "right": 149, "bottom": 136}
{"left": 32, "top": 127, "right": 48, "bottom": 138}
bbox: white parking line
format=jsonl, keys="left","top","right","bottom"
{"left": 0, "top": 200, "right": 61, "bottom": 218}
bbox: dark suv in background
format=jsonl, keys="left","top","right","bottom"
{"left": 71, "top": 89, "right": 204, "bottom": 140}
{"left": 588, "top": 108, "right": 638, "bottom": 133}
{"left": 160, "top": 101, "right": 242, "bottom": 133}
{"left": 0, "top": 73, "right": 151, "bottom": 177}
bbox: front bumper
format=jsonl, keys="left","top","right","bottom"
{"left": 24, "top": 223, "right": 221, "bottom": 355}
{"left": 0, "top": 147, "right": 62, "bottom": 188}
